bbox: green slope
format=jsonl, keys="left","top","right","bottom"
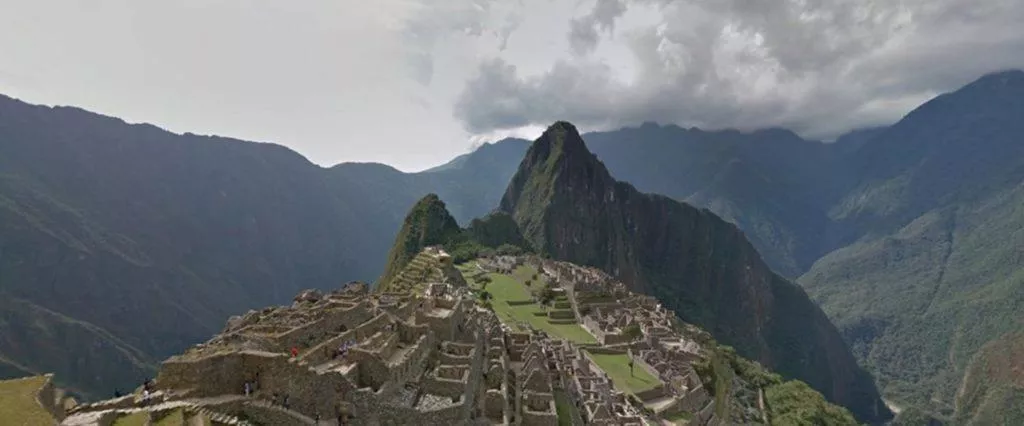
{"left": 799, "top": 70, "right": 1024, "bottom": 420}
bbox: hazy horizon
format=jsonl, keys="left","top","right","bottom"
{"left": 2, "top": 0, "right": 1022, "bottom": 171}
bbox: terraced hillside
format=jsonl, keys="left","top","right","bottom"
{"left": 378, "top": 247, "right": 466, "bottom": 295}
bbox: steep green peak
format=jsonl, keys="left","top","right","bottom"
{"left": 536, "top": 120, "right": 590, "bottom": 162}
{"left": 377, "top": 193, "right": 462, "bottom": 289}
{"left": 499, "top": 121, "right": 615, "bottom": 247}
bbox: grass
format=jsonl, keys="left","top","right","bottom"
{"left": 112, "top": 411, "right": 149, "bottom": 425}
{"left": 664, "top": 411, "right": 693, "bottom": 425}
{"left": 0, "top": 376, "right": 56, "bottom": 426}
{"left": 462, "top": 261, "right": 595, "bottom": 342}
{"left": 153, "top": 408, "right": 186, "bottom": 425}
{"left": 554, "top": 390, "right": 576, "bottom": 426}
{"left": 470, "top": 265, "right": 597, "bottom": 344}
{"left": 585, "top": 351, "right": 661, "bottom": 394}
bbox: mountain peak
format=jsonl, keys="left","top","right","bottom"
{"left": 537, "top": 120, "right": 589, "bottom": 158}
{"left": 970, "top": 69, "right": 1024, "bottom": 87}
{"left": 377, "top": 193, "right": 462, "bottom": 288}
{"left": 498, "top": 120, "right": 614, "bottom": 233}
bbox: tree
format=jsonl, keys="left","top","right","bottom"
{"left": 622, "top": 324, "right": 643, "bottom": 342}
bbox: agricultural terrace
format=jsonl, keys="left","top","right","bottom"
{"left": 460, "top": 260, "right": 597, "bottom": 344}
{"left": 0, "top": 375, "right": 57, "bottom": 426}
{"left": 586, "top": 351, "right": 661, "bottom": 394}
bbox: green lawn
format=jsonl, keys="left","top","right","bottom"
{"left": 471, "top": 264, "right": 597, "bottom": 344}
{"left": 586, "top": 351, "right": 661, "bottom": 394}
{"left": 554, "top": 390, "right": 577, "bottom": 426}
{"left": 665, "top": 411, "right": 693, "bottom": 425}
{"left": 112, "top": 412, "right": 148, "bottom": 426}
{"left": 0, "top": 376, "right": 56, "bottom": 426}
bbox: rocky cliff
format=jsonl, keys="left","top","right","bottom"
{"left": 499, "top": 121, "right": 890, "bottom": 423}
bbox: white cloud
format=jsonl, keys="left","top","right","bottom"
{"left": 0, "top": 0, "right": 1021, "bottom": 171}
{"left": 454, "top": 0, "right": 1024, "bottom": 139}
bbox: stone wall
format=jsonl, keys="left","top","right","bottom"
{"left": 521, "top": 402, "right": 558, "bottom": 426}
{"left": 272, "top": 302, "right": 373, "bottom": 352}
{"left": 156, "top": 350, "right": 357, "bottom": 419}
{"left": 376, "top": 401, "right": 464, "bottom": 426}
{"left": 678, "top": 386, "right": 710, "bottom": 413}
{"left": 696, "top": 400, "right": 717, "bottom": 425}
{"left": 299, "top": 311, "right": 394, "bottom": 365}
{"left": 583, "top": 347, "right": 626, "bottom": 355}
{"left": 634, "top": 384, "right": 668, "bottom": 402}
{"left": 422, "top": 373, "right": 467, "bottom": 398}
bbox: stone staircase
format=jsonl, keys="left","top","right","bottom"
{"left": 61, "top": 395, "right": 254, "bottom": 426}
{"left": 243, "top": 399, "right": 317, "bottom": 425}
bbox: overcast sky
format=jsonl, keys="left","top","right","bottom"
{"left": 1, "top": 0, "right": 1023, "bottom": 171}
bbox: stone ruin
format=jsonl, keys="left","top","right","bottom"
{"left": 58, "top": 251, "right": 723, "bottom": 426}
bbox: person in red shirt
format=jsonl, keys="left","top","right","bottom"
{"left": 290, "top": 347, "right": 299, "bottom": 358}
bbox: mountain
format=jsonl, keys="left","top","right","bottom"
{"left": 498, "top": 121, "right": 891, "bottom": 423}
{"left": 377, "top": 195, "right": 532, "bottom": 293}
{"left": 0, "top": 94, "right": 534, "bottom": 398}
{"left": 799, "top": 69, "right": 1024, "bottom": 418}
{"left": 0, "top": 95, "right": 408, "bottom": 398}
{"left": 377, "top": 193, "right": 463, "bottom": 287}
{"left": 952, "top": 331, "right": 1024, "bottom": 425}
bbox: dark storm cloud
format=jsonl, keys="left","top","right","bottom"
{"left": 455, "top": 0, "right": 1024, "bottom": 138}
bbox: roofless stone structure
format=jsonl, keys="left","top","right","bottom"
{"left": 56, "top": 249, "right": 723, "bottom": 425}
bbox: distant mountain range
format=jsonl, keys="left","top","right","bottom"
{"left": 1, "top": 70, "right": 1022, "bottom": 423}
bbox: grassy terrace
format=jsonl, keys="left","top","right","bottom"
{"left": 0, "top": 376, "right": 56, "bottom": 426}
{"left": 586, "top": 351, "right": 661, "bottom": 394}
{"left": 460, "top": 261, "right": 597, "bottom": 344}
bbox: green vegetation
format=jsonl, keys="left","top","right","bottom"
{"left": 664, "top": 411, "right": 693, "bottom": 425}
{"left": 0, "top": 376, "right": 55, "bottom": 426}
{"left": 153, "top": 408, "right": 186, "bottom": 425}
{"left": 112, "top": 412, "right": 148, "bottom": 426}
{"left": 692, "top": 344, "right": 857, "bottom": 425}
{"left": 801, "top": 185, "right": 1024, "bottom": 417}
{"left": 765, "top": 381, "right": 859, "bottom": 426}
{"left": 377, "top": 194, "right": 464, "bottom": 287}
{"left": 952, "top": 331, "right": 1024, "bottom": 425}
{"left": 468, "top": 266, "right": 596, "bottom": 344}
{"left": 585, "top": 351, "right": 660, "bottom": 394}
{"left": 499, "top": 120, "right": 887, "bottom": 422}
{"left": 378, "top": 195, "right": 534, "bottom": 291}
{"left": 554, "top": 390, "right": 576, "bottom": 426}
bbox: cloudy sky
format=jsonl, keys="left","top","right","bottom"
{"left": 1, "top": 0, "right": 1023, "bottom": 171}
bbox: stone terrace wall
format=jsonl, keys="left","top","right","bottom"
{"left": 521, "top": 403, "right": 558, "bottom": 426}
{"left": 634, "top": 384, "right": 668, "bottom": 402}
{"left": 156, "top": 351, "right": 356, "bottom": 419}
{"left": 299, "top": 311, "right": 394, "bottom": 365}
{"left": 273, "top": 302, "right": 374, "bottom": 352}
{"left": 422, "top": 371, "right": 468, "bottom": 398}
{"left": 377, "top": 401, "right": 463, "bottom": 426}
{"left": 35, "top": 374, "right": 63, "bottom": 421}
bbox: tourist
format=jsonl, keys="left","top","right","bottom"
{"left": 244, "top": 381, "right": 251, "bottom": 397}
{"left": 291, "top": 346, "right": 299, "bottom": 357}
{"left": 283, "top": 394, "right": 290, "bottom": 410}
